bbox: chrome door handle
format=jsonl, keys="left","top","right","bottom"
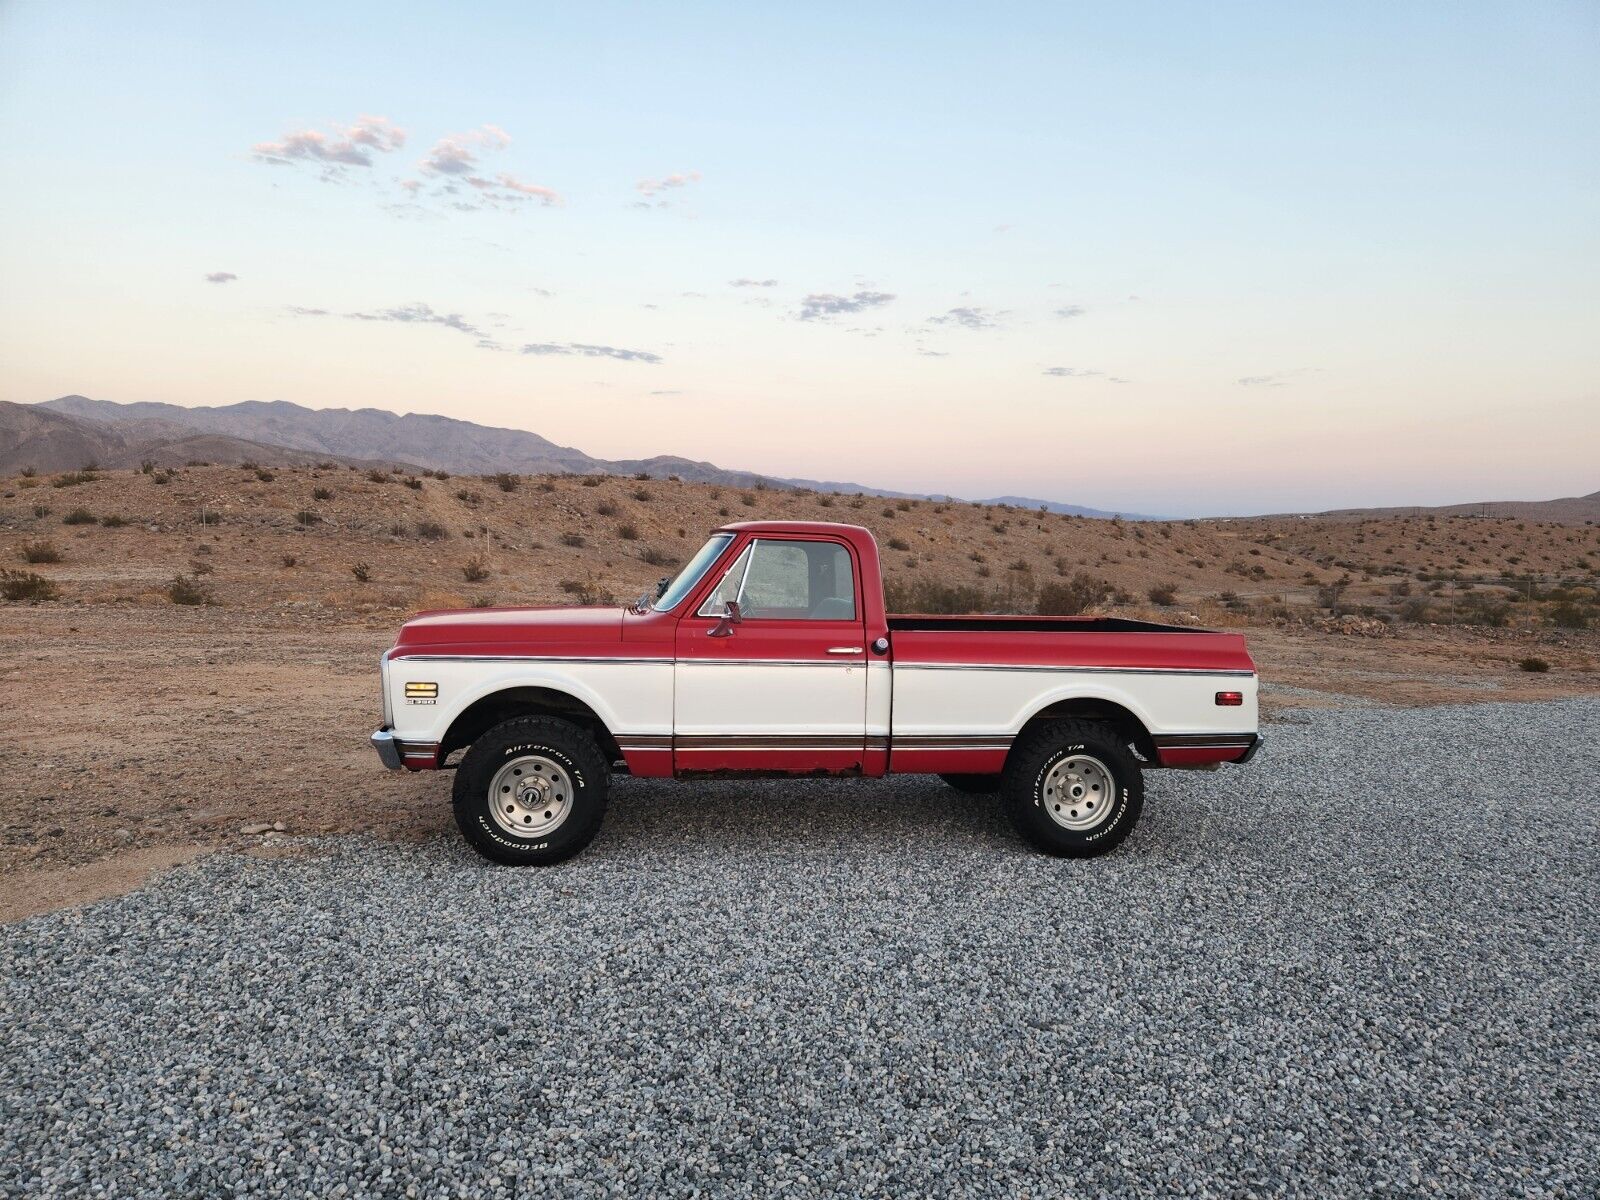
{"left": 827, "top": 647, "right": 864, "bottom": 654}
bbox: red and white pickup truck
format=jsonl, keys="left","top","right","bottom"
{"left": 373, "top": 521, "right": 1261, "bottom": 864}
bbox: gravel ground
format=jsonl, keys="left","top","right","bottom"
{"left": 3, "top": 699, "right": 1597, "bottom": 1198}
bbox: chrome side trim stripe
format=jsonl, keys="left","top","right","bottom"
{"left": 395, "top": 654, "right": 670, "bottom": 665}
{"left": 894, "top": 663, "right": 1256, "bottom": 677}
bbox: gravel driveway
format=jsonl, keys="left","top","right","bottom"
{"left": 3, "top": 699, "right": 1597, "bottom": 1198}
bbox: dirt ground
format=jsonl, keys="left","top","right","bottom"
{"left": 5, "top": 601, "right": 1597, "bottom": 922}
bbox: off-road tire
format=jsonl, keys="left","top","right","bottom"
{"left": 452, "top": 717, "right": 610, "bottom": 865}
{"left": 939, "top": 773, "right": 1002, "bottom": 794}
{"left": 1001, "top": 719, "right": 1144, "bottom": 857}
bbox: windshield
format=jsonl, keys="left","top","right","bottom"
{"left": 652, "top": 533, "right": 735, "bottom": 612}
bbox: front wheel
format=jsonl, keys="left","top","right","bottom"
{"left": 452, "top": 717, "right": 610, "bottom": 865}
{"left": 1001, "top": 720, "right": 1143, "bottom": 857}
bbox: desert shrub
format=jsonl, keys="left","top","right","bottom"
{"left": 741, "top": 493, "right": 757, "bottom": 507}
{"left": 151, "top": 469, "right": 173, "bottom": 485}
{"left": 560, "top": 532, "right": 585, "bottom": 548}
{"left": 240, "top": 460, "right": 260, "bottom": 471}
{"left": 1399, "top": 598, "right": 1433, "bottom": 623}
{"left": 62, "top": 508, "right": 96, "bottom": 525}
{"left": 885, "top": 577, "right": 991, "bottom": 614}
{"left": 581, "top": 475, "right": 603, "bottom": 487}
{"left": 471, "top": 596, "right": 494, "bottom": 608}
{"left": 100, "top": 515, "right": 129, "bottom": 528}
{"left": 52, "top": 471, "right": 99, "bottom": 488}
{"left": 494, "top": 473, "right": 520, "bottom": 493}
{"left": 295, "top": 509, "right": 321, "bottom": 527}
{"left": 367, "top": 469, "right": 390, "bottom": 483}
{"left": 403, "top": 476, "right": 423, "bottom": 490}
{"left": 415, "top": 521, "right": 448, "bottom": 541}
{"left": 596, "top": 500, "right": 618, "bottom": 517}
{"left": 254, "top": 468, "right": 276, "bottom": 483}
{"left": 139, "top": 460, "right": 155, "bottom": 474}
{"left": 281, "top": 554, "right": 298, "bottom": 568}
{"left": 818, "top": 495, "right": 834, "bottom": 507}
{"left": 196, "top": 508, "right": 220, "bottom": 525}
{"left": 887, "top": 536, "right": 910, "bottom": 552}
{"left": 537, "top": 480, "right": 556, "bottom": 493}
{"left": 559, "top": 579, "right": 586, "bottom": 595}
{"left": 566, "top": 577, "right": 615, "bottom": 605}
{"left": 1548, "top": 602, "right": 1592, "bottom": 629}
{"left": 189, "top": 557, "right": 214, "bottom": 576}
{"left": 632, "top": 487, "right": 652, "bottom": 502}
{"left": 166, "top": 574, "right": 213, "bottom": 605}
{"left": 312, "top": 486, "right": 334, "bottom": 500}
{"left": 32, "top": 504, "right": 50, "bottom": 518}
{"left": 461, "top": 555, "right": 491, "bottom": 582}
{"left": 351, "top": 561, "right": 372, "bottom": 582}
{"left": 2, "top": 570, "right": 58, "bottom": 602}
{"left": 638, "top": 546, "right": 676, "bottom": 567}
{"left": 617, "top": 523, "right": 640, "bottom": 541}
{"left": 1036, "top": 572, "right": 1114, "bottom": 616}
{"left": 1519, "top": 657, "right": 1550, "bottom": 673}
{"left": 389, "top": 522, "right": 410, "bottom": 538}
{"left": 1147, "top": 582, "right": 1179, "bottom": 605}
{"left": 633, "top": 471, "right": 651, "bottom": 481}
{"left": 456, "top": 489, "right": 482, "bottom": 508}
{"left": 20, "top": 541, "right": 61, "bottom": 563}
{"left": 975, "top": 564, "right": 991, "bottom": 578}
{"left": 896, "top": 499, "right": 912, "bottom": 511}
{"left": 19, "top": 466, "right": 37, "bottom": 478}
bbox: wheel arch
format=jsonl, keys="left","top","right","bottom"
{"left": 439, "top": 686, "right": 622, "bottom": 765}
{"left": 1013, "top": 694, "right": 1158, "bottom": 764}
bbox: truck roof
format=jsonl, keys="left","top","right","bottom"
{"left": 715, "top": 520, "right": 873, "bottom": 537}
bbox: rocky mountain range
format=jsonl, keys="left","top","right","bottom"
{"left": 9, "top": 396, "right": 1155, "bottom": 517}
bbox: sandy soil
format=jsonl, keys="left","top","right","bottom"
{"left": 3, "top": 464, "right": 1597, "bottom": 920}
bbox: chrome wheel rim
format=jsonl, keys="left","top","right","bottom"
{"left": 1042, "top": 754, "right": 1116, "bottom": 830}
{"left": 488, "top": 755, "right": 574, "bottom": 838}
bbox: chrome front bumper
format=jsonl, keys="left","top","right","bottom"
{"left": 371, "top": 728, "right": 403, "bottom": 770}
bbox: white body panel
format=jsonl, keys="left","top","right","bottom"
{"left": 673, "top": 660, "right": 867, "bottom": 738}
{"left": 889, "top": 665, "right": 1258, "bottom": 739}
{"left": 387, "top": 656, "right": 674, "bottom": 745}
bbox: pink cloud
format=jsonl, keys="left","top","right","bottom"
{"left": 252, "top": 115, "right": 406, "bottom": 169}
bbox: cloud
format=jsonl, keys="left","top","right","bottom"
{"left": 289, "top": 303, "right": 660, "bottom": 362}
{"left": 519, "top": 342, "right": 662, "bottom": 363}
{"left": 419, "top": 125, "right": 511, "bottom": 177}
{"left": 252, "top": 115, "right": 406, "bottom": 172}
{"left": 797, "top": 291, "right": 895, "bottom": 321}
{"left": 1042, "top": 367, "right": 1102, "bottom": 378}
{"left": 917, "top": 349, "right": 950, "bottom": 358}
{"left": 930, "top": 306, "right": 999, "bottom": 330}
{"left": 1237, "top": 368, "right": 1317, "bottom": 387}
{"left": 636, "top": 170, "right": 701, "bottom": 199}
{"left": 204, "top": 272, "right": 237, "bottom": 284}
{"left": 1054, "top": 305, "right": 1086, "bottom": 319}
{"left": 346, "top": 302, "right": 484, "bottom": 337}
{"left": 729, "top": 278, "right": 779, "bottom": 288}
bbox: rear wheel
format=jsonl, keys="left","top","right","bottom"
{"left": 939, "top": 773, "right": 1002, "bottom": 794}
{"left": 1001, "top": 720, "right": 1143, "bottom": 857}
{"left": 452, "top": 717, "right": 609, "bottom": 865}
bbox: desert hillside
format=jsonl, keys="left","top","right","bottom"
{"left": 2, "top": 461, "right": 1597, "bottom": 632}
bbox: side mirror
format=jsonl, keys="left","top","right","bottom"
{"left": 654, "top": 575, "right": 671, "bottom": 599}
{"left": 708, "top": 599, "right": 743, "bottom": 638}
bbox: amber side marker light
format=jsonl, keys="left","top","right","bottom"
{"left": 1215, "top": 691, "right": 1244, "bottom": 706}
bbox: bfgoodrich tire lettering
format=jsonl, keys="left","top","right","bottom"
{"left": 452, "top": 717, "right": 609, "bottom": 865}
{"left": 1001, "top": 719, "right": 1144, "bottom": 857}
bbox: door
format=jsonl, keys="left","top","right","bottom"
{"left": 674, "top": 536, "right": 868, "bottom": 773}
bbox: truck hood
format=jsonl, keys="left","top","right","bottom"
{"left": 393, "top": 605, "right": 624, "bottom": 655}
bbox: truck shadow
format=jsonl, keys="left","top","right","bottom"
{"left": 593, "top": 774, "right": 1022, "bottom": 858}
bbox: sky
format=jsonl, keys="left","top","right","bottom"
{"left": 0, "top": 1, "right": 1596, "bottom": 516}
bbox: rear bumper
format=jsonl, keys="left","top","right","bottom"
{"left": 371, "top": 729, "right": 441, "bottom": 771}
{"left": 1236, "top": 733, "right": 1265, "bottom": 764}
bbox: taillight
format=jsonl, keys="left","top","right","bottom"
{"left": 1215, "top": 691, "right": 1243, "bottom": 706}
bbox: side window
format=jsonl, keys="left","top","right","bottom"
{"left": 737, "top": 539, "right": 857, "bottom": 620}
